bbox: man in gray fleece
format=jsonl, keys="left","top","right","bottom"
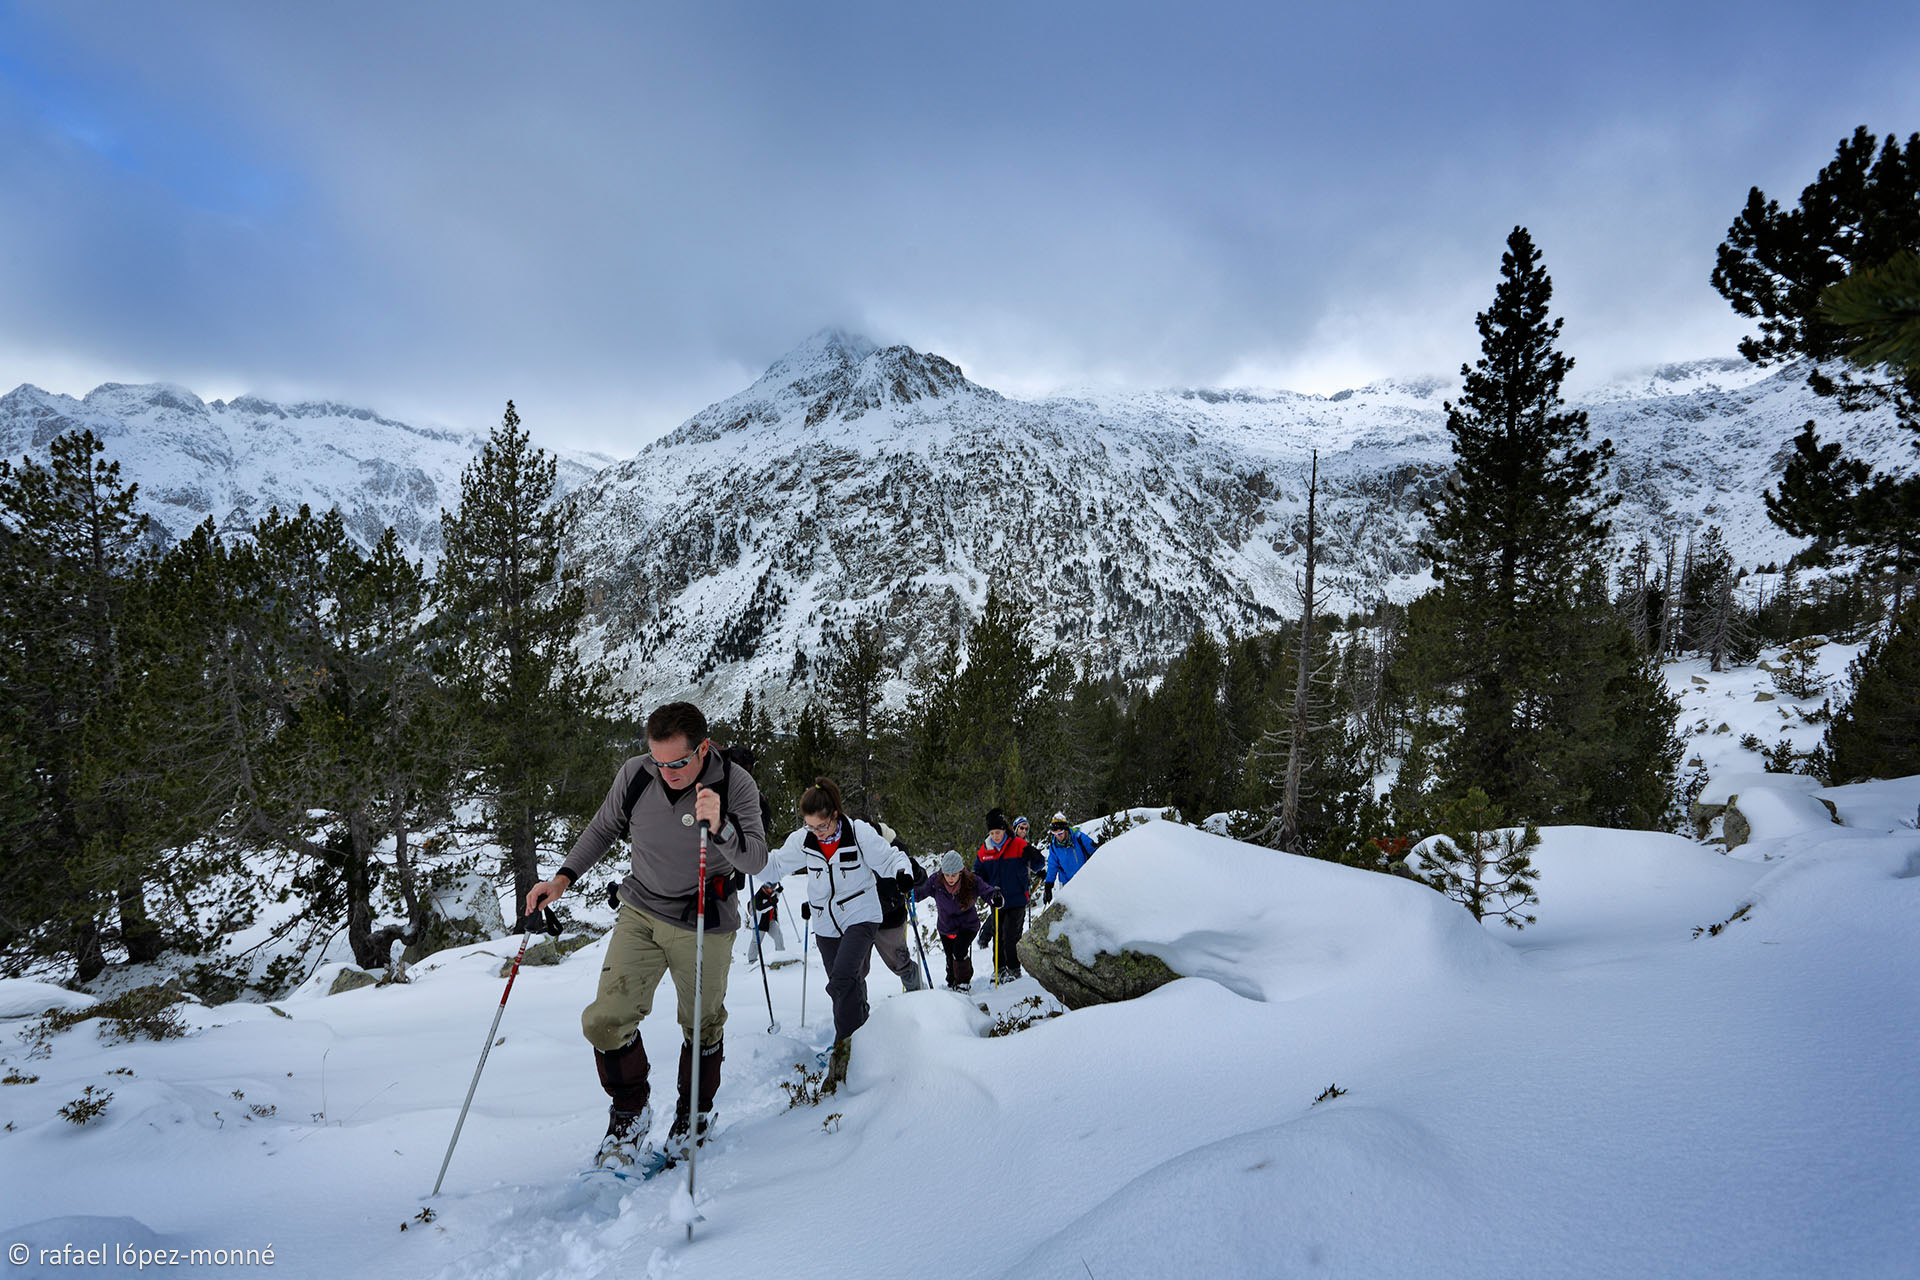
{"left": 524, "top": 701, "right": 770, "bottom": 1170}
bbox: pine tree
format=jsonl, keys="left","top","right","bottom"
{"left": 788, "top": 699, "right": 838, "bottom": 795}
{"left": 896, "top": 584, "right": 1069, "bottom": 849}
{"left": 1822, "top": 249, "right": 1920, "bottom": 376}
{"left": 825, "top": 618, "right": 886, "bottom": 816}
{"left": 436, "top": 402, "right": 609, "bottom": 929}
{"left": 1158, "top": 625, "right": 1229, "bottom": 820}
{"left": 1236, "top": 618, "right": 1373, "bottom": 861}
{"left": 1679, "top": 526, "right": 1742, "bottom": 670}
{"left": 1275, "top": 452, "right": 1324, "bottom": 849}
{"left": 1617, "top": 537, "right": 1658, "bottom": 655}
{"left": 1823, "top": 600, "right": 1920, "bottom": 783}
{"left": 1416, "top": 787, "right": 1539, "bottom": 929}
{"left": 1532, "top": 568, "right": 1683, "bottom": 830}
{"left": 1713, "top": 127, "right": 1920, "bottom": 421}
{"left": 1408, "top": 227, "right": 1635, "bottom": 821}
{"left": 117, "top": 521, "right": 283, "bottom": 962}
{"left": 1717, "top": 129, "right": 1920, "bottom": 603}
{"left": 1763, "top": 422, "right": 1871, "bottom": 548}
{"left": 0, "top": 431, "right": 158, "bottom": 979}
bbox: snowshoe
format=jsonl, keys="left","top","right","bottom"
{"left": 664, "top": 1109, "right": 717, "bottom": 1160}
{"left": 592, "top": 1104, "right": 659, "bottom": 1173}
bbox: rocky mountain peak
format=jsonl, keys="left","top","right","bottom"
{"left": 652, "top": 331, "right": 986, "bottom": 450}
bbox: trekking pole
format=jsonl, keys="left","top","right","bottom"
{"left": 747, "top": 874, "right": 779, "bottom": 1034}
{"left": 432, "top": 906, "right": 558, "bottom": 1196}
{"left": 992, "top": 904, "right": 1000, "bottom": 990}
{"left": 799, "top": 908, "right": 811, "bottom": 1029}
{"left": 686, "top": 820, "right": 710, "bottom": 1242}
{"left": 908, "top": 886, "right": 933, "bottom": 990}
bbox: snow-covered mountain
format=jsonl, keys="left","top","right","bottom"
{"left": 0, "top": 383, "right": 612, "bottom": 561}
{"left": 7, "top": 337, "right": 1911, "bottom": 708}
{"left": 565, "top": 331, "right": 1914, "bottom": 709}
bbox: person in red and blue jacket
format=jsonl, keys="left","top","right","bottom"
{"left": 1039, "top": 812, "right": 1099, "bottom": 903}
{"left": 973, "top": 808, "right": 1044, "bottom": 982}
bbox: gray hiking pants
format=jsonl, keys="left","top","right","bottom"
{"left": 873, "top": 922, "right": 921, "bottom": 987}
{"left": 814, "top": 921, "right": 878, "bottom": 1044}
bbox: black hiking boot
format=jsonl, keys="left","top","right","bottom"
{"left": 594, "top": 1104, "right": 655, "bottom": 1170}
{"left": 821, "top": 1038, "right": 852, "bottom": 1094}
{"left": 665, "top": 1108, "right": 716, "bottom": 1159}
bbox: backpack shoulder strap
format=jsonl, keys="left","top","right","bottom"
{"left": 614, "top": 761, "right": 654, "bottom": 841}
{"left": 713, "top": 751, "right": 735, "bottom": 821}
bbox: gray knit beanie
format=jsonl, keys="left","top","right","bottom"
{"left": 939, "top": 850, "right": 963, "bottom": 876}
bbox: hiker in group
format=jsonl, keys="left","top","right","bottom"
{"left": 523, "top": 701, "right": 770, "bottom": 1172}
{"left": 972, "top": 807, "right": 1044, "bottom": 983}
{"left": 871, "top": 821, "right": 927, "bottom": 992}
{"left": 755, "top": 778, "right": 913, "bottom": 1091}
{"left": 918, "top": 849, "right": 1004, "bottom": 992}
{"left": 1040, "top": 811, "right": 1099, "bottom": 904}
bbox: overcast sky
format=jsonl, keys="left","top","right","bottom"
{"left": 1, "top": 1, "right": 1916, "bottom": 456}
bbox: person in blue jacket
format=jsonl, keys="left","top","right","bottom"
{"left": 1040, "top": 812, "right": 1099, "bottom": 904}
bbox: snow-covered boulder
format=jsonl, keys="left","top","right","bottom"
{"left": 1019, "top": 902, "right": 1181, "bottom": 1009}
{"left": 1816, "top": 774, "right": 1920, "bottom": 833}
{"left": 0, "top": 979, "right": 97, "bottom": 1020}
{"left": 1725, "top": 787, "right": 1841, "bottom": 849}
{"left": 403, "top": 871, "right": 509, "bottom": 963}
{"left": 1019, "top": 821, "right": 1511, "bottom": 1009}
{"left": 1692, "top": 770, "right": 1827, "bottom": 839}
{"left": 328, "top": 968, "right": 378, "bottom": 996}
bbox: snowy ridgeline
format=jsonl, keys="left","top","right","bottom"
{"left": 3, "top": 777, "right": 1918, "bottom": 1279}
{"left": 8, "top": 333, "right": 1901, "bottom": 712}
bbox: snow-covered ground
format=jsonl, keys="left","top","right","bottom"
{"left": 5, "top": 772, "right": 1918, "bottom": 1278}
{"left": 4, "top": 642, "right": 1917, "bottom": 1279}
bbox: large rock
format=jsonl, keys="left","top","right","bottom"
{"left": 328, "top": 968, "right": 378, "bottom": 996}
{"left": 403, "top": 872, "right": 509, "bottom": 964}
{"left": 1692, "top": 771, "right": 1827, "bottom": 841}
{"left": 1723, "top": 788, "right": 1840, "bottom": 850}
{"left": 1017, "top": 902, "right": 1180, "bottom": 1010}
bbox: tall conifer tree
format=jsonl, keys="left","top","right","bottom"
{"left": 437, "top": 402, "right": 608, "bottom": 928}
{"left": 1410, "top": 228, "right": 1676, "bottom": 823}
{"left": 0, "top": 431, "right": 157, "bottom": 978}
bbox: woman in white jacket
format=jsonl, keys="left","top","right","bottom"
{"left": 757, "top": 776, "right": 912, "bottom": 1091}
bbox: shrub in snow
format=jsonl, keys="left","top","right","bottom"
{"left": 28, "top": 983, "right": 190, "bottom": 1048}
{"left": 58, "top": 1084, "right": 112, "bottom": 1125}
{"left": 1413, "top": 789, "right": 1539, "bottom": 929}
{"left": 1770, "top": 642, "right": 1828, "bottom": 700}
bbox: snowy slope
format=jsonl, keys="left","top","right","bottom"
{"left": 0, "top": 383, "right": 612, "bottom": 562}
{"left": 3, "top": 781, "right": 1916, "bottom": 1279}
{"left": 564, "top": 333, "right": 1914, "bottom": 710}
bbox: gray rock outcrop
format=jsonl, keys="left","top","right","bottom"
{"left": 1017, "top": 902, "right": 1180, "bottom": 1010}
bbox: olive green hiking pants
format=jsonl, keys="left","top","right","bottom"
{"left": 582, "top": 904, "right": 733, "bottom": 1052}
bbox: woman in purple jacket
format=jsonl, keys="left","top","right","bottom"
{"left": 917, "top": 850, "right": 1005, "bottom": 993}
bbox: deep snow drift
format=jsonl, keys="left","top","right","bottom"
{"left": 4, "top": 777, "right": 1918, "bottom": 1279}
